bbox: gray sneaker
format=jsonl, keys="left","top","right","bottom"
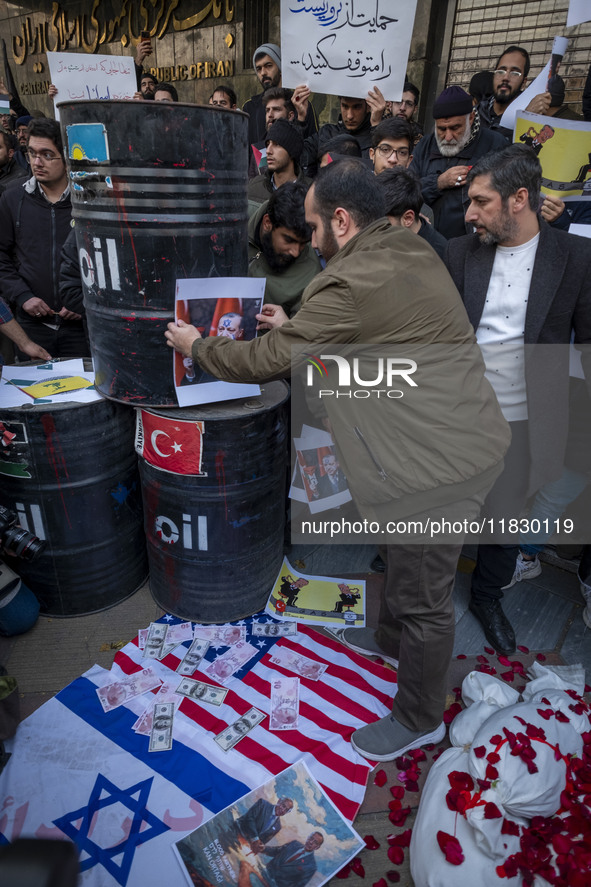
{"left": 328, "top": 627, "right": 399, "bottom": 668}
{"left": 351, "top": 713, "right": 446, "bottom": 762}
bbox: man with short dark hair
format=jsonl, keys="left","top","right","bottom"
{"left": 209, "top": 85, "right": 237, "bottom": 109}
{"left": 478, "top": 45, "right": 530, "bottom": 140}
{"left": 248, "top": 119, "right": 307, "bottom": 204}
{"left": 249, "top": 87, "right": 297, "bottom": 179}
{"left": 301, "top": 95, "right": 376, "bottom": 177}
{"left": 154, "top": 82, "right": 178, "bottom": 102}
{"left": 370, "top": 118, "right": 413, "bottom": 174}
{"left": 0, "top": 131, "right": 27, "bottom": 196}
{"left": 243, "top": 43, "right": 318, "bottom": 145}
{"left": 0, "top": 118, "right": 87, "bottom": 357}
{"left": 376, "top": 167, "right": 447, "bottom": 259}
{"left": 139, "top": 71, "right": 158, "bottom": 100}
{"left": 165, "top": 159, "right": 509, "bottom": 760}
{"left": 445, "top": 143, "right": 591, "bottom": 655}
{"left": 390, "top": 80, "right": 423, "bottom": 146}
{"left": 410, "top": 85, "right": 507, "bottom": 238}
{"left": 248, "top": 181, "right": 321, "bottom": 317}
{"left": 317, "top": 133, "right": 362, "bottom": 167}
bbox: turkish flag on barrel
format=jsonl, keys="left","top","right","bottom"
{"left": 135, "top": 409, "right": 205, "bottom": 475}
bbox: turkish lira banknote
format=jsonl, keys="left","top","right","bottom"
{"left": 97, "top": 667, "right": 161, "bottom": 713}
{"left": 269, "top": 676, "right": 300, "bottom": 731}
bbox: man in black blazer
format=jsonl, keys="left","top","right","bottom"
{"left": 445, "top": 143, "right": 591, "bottom": 655}
{"left": 235, "top": 797, "right": 293, "bottom": 852}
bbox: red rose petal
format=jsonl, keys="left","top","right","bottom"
{"left": 404, "top": 780, "right": 419, "bottom": 793}
{"left": 487, "top": 752, "right": 501, "bottom": 764}
{"left": 335, "top": 863, "right": 352, "bottom": 879}
{"left": 501, "top": 818, "right": 520, "bottom": 836}
{"left": 389, "top": 807, "right": 411, "bottom": 826}
{"left": 386, "top": 873, "right": 400, "bottom": 883}
{"left": 501, "top": 670, "right": 515, "bottom": 682}
{"left": 390, "top": 785, "right": 405, "bottom": 800}
{"left": 484, "top": 646, "right": 495, "bottom": 654}
{"left": 436, "top": 831, "right": 465, "bottom": 865}
{"left": 374, "top": 769, "right": 387, "bottom": 787}
{"left": 517, "top": 645, "right": 529, "bottom": 653}
{"left": 536, "top": 653, "right": 546, "bottom": 661}
{"left": 388, "top": 800, "right": 401, "bottom": 812}
{"left": 474, "top": 745, "right": 486, "bottom": 758}
{"left": 490, "top": 734, "right": 503, "bottom": 745}
{"left": 484, "top": 802, "right": 502, "bottom": 819}
{"left": 387, "top": 846, "right": 404, "bottom": 865}
{"left": 351, "top": 857, "right": 365, "bottom": 877}
{"left": 387, "top": 829, "right": 412, "bottom": 848}
{"left": 486, "top": 763, "right": 499, "bottom": 780}
{"left": 498, "top": 655, "right": 512, "bottom": 667}
{"left": 477, "top": 654, "right": 489, "bottom": 664}
{"left": 373, "top": 880, "right": 387, "bottom": 887}
{"left": 456, "top": 654, "right": 467, "bottom": 659}
{"left": 364, "top": 835, "right": 380, "bottom": 850}
{"left": 443, "top": 702, "right": 462, "bottom": 725}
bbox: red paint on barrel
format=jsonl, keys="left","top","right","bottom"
{"left": 41, "top": 414, "right": 72, "bottom": 528}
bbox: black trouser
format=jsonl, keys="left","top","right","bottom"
{"left": 15, "top": 316, "right": 89, "bottom": 360}
{"left": 471, "top": 420, "right": 530, "bottom": 603}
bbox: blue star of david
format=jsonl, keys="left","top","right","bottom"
{"left": 53, "top": 774, "right": 169, "bottom": 886}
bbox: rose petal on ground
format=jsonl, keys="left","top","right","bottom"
{"left": 385, "top": 872, "right": 400, "bottom": 883}
{"left": 517, "top": 645, "right": 529, "bottom": 653}
{"left": 374, "top": 769, "right": 387, "bottom": 787}
{"left": 387, "top": 846, "right": 404, "bottom": 865}
{"left": 364, "top": 835, "right": 380, "bottom": 850}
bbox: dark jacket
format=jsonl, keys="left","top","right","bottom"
{"left": 236, "top": 799, "right": 282, "bottom": 845}
{"left": 301, "top": 114, "right": 374, "bottom": 177}
{"left": 0, "top": 178, "right": 72, "bottom": 321}
{"left": 247, "top": 200, "right": 321, "bottom": 317}
{"left": 410, "top": 125, "right": 507, "bottom": 238}
{"left": 418, "top": 217, "right": 447, "bottom": 260}
{"left": 476, "top": 95, "right": 514, "bottom": 141}
{"left": 193, "top": 220, "right": 510, "bottom": 523}
{"left": 59, "top": 226, "right": 84, "bottom": 316}
{"left": 247, "top": 167, "right": 311, "bottom": 206}
{"left": 243, "top": 91, "right": 318, "bottom": 146}
{"left": 0, "top": 158, "right": 28, "bottom": 197}
{"left": 444, "top": 221, "right": 591, "bottom": 495}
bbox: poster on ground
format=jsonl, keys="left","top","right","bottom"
{"left": 266, "top": 557, "right": 366, "bottom": 628}
{"left": 174, "top": 760, "right": 364, "bottom": 887}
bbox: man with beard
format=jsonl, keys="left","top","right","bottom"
{"left": 243, "top": 43, "right": 318, "bottom": 146}
{"left": 389, "top": 79, "right": 423, "bottom": 147}
{"left": 165, "top": 159, "right": 510, "bottom": 760}
{"left": 444, "top": 144, "right": 591, "bottom": 655}
{"left": 410, "top": 85, "right": 507, "bottom": 238}
{"left": 248, "top": 181, "right": 321, "bottom": 318}
{"left": 477, "top": 45, "right": 530, "bottom": 141}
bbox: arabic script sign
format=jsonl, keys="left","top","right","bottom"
{"left": 280, "top": 0, "right": 418, "bottom": 100}
{"left": 47, "top": 51, "right": 137, "bottom": 119}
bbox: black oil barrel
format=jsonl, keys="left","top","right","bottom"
{"left": 0, "top": 398, "right": 147, "bottom": 616}
{"left": 57, "top": 100, "right": 248, "bottom": 406}
{"left": 137, "top": 381, "right": 289, "bottom": 622}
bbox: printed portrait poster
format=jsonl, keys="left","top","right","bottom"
{"left": 174, "top": 277, "right": 265, "bottom": 407}
{"left": 514, "top": 111, "right": 591, "bottom": 201}
{"left": 174, "top": 760, "right": 364, "bottom": 887}
{"left": 266, "top": 557, "right": 366, "bottom": 628}
{"left": 280, "top": 0, "right": 418, "bottom": 101}
{"left": 290, "top": 424, "right": 352, "bottom": 513}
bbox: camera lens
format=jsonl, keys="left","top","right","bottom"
{"left": 3, "top": 527, "right": 46, "bottom": 561}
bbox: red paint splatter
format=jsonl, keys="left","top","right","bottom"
{"left": 41, "top": 414, "right": 72, "bottom": 528}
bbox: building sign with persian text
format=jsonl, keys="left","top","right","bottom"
{"left": 12, "top": 0, "right": 235, "bottom": 66}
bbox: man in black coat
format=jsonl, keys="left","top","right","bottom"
{"left": 235, "top": 797, "right": 293, "bottom": 853}
{"left": 0, "top": 118, "right": 87, "bottom": 357}
{"left": 444, "top": 143, "right": 591, "bottom": 655}
{"left": 410, "top": 86, "right": 506, "bottom": 239}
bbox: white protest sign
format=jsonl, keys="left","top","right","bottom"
{"left": 280, "top": 0, "right": 418, "bottom": 101}
{"left": 500, "top": 36, "right": 569, "bottom": 134}
{"left": 47, "top": 51, "right": 137, "bottom": 120}
{"left": 567, "top": 0, "right": 591, "bottom": 28}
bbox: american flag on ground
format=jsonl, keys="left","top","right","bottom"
{"left": 0, "top": 613, "right": 397, "bottom": 887}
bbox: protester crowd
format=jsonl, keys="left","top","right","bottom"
{"left": 1, "top": 35, "right": 591, "bottom": 762}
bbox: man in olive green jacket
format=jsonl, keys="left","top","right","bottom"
{"left": 248, "top": 182, "right": 321, "bottom": 318}
{"left": 167, "top": 159, "right": 509, "bottom": 762}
